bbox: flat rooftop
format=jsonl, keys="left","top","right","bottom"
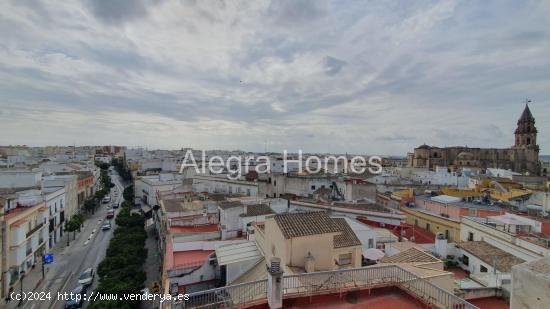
{"left": 416, "top": 194, "right": 505, "bottom": 210}
{"left": 250, "top": 287, "right": 426, "bottom": 309}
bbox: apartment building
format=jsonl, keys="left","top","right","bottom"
{"left": 0, "top": 190, "right": 49, "bottom": 299}
{"left": 42, "top": 174, "right": 78, "bottom": 220}
{"left": 42, "top": 187, "right": 65, "bottom": 249}
{"left": 156, "top": 193, "right": 219, "bottom": 253}
{"left": 55, "top": 171, "right": 94, "bottom": 208}
{"left": 402, "top": 194, "right": 505, "bottom": 242}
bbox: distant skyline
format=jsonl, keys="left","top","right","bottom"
{"left": 0, "top": 0, "right": 549, "bottom": 155}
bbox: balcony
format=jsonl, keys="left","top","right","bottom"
{"left": 177, "top": 265, "right": 478, "bottom": 309}
{"left": 26, "top": 223, "right": 44, "bottom": 238}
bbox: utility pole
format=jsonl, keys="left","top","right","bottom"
{"left": 41, "top": 253, "right": 45, "bottom": 279}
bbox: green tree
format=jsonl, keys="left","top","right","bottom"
{"left": 92, "top": 190, "right": 147, "bottom": 308}
{"left": 65, "top": 219, "right": 80, "bottom": 243}
{"left": 84, "top": 199, "right": 97, "bottom": 214}
{"left": 123, "top": 185, "right": 134, "bottom": 202}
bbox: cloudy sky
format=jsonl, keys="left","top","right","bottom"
{"left": 0, "top": 0, "right": 549, "bottom": 155}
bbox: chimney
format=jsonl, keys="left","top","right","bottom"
{"left": 267, "top": 257, "right": 283, "bottom": 309}
{"left": 435, "top": 232, "right": 448, "bottom": 258}
{"left": 305, "top": 253, "right": 315, "bottom": 273}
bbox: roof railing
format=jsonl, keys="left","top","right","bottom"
{"left": 176, "top": 265, "right": 479, "bottom": 309}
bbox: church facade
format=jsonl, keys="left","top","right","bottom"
{"left": 407, "top": 105, "right": 541, "bottom": 175}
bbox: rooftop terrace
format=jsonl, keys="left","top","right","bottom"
{"left": 176, "top": 264, "right": 478, "bottom": 309}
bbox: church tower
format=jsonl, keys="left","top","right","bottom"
{"left": 514, "top": 103, "right": 538, "bottom": 150}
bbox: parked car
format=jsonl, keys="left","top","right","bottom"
{"left": 78, "top": 268, "right": 94, "bottom": 286}
{"left": 102, "top": 196, "right": 111, "bottom": 204}
{"left": 106, "top": 209, "right": 114, "bottom": 219}
{"left": 101, "top": 223, "right": 111, "bottom": 231}
{"left": 112, "top": 203, "right": 119, "bottom": 209}
{"left": 64, "top": 285, "right": 87, "bottom": 309}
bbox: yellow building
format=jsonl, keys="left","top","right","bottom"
{"left": 443, "top": 177, "right": 531, "bottom": 203}
{"left": 400, "top": 206, "right": 461, "bottom": 242}
{"left": 258, "top": 212, "right": 362, "bottom": 273}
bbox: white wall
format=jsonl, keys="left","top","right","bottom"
{"left": 0, "top": 171, "right": 42, "bottom": 188}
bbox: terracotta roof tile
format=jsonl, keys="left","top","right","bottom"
{"left": 240, "top": 204, "right": 274, "bottom": 217}
{"left": 381, "top": 247, "right": 439, "bottom": 263}
{"left": 218, "top": 201, "right": 242, "bottom": 210}
{"left": 332, "top": 218, "right": 362, "bottom": 248}
{"left": 274, "top": 211, "right": 340, "bottom": 239}
{"left": 458, "top": 241, "right": 524, "bottom": 272}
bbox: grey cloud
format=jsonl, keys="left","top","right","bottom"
{"left": 1, "top": 0, "right": 550, "bottom": 154}
{"left": 86, "top": 0, "right": 162, "bottom": 25}
{"left": 322, "top": 56, "right": 347, "bottom": 75}
{"left": 266, "top": 0, "right": 327, "bottom": 25}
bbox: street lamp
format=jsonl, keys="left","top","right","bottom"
{"left": 18, "top": 270, "right": 25, "bottom": 307}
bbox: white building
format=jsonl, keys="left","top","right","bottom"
{"left": 262, "top": 174, "right": 335, "bottom": 198}
{"left": 192, "top": 175, "right": 258, "bottom": 197}
{"left": 0, "top": 170, "right": 42, "bottom": 189}
{"left": 511, "top": 257, "right": 550, "bottom": 309}
{"left": 134, "top": 174, "right": 184, "bottom": 207}
{"left": 42, "top": 174, "right": 79, "bottom": 221}
{"left": 486, "top": 168, "right": 520, "bottom": 179}
{"left": 94, "top": 154, "right": 112, "bottom": 164}
{"left": 332, "top": 217, "right": 377, "bottom": 252}
{"left": 410, "top": 166, "right": 471, "bottom": 187}
{"left": 461, "top": 214, "right": 550, "bottom": 261}
{"left": 42, "top": 187, "right": 66, "bottom": 249}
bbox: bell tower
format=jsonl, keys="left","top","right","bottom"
{"left": 514, "top": 102, "right": 538, "bottom": 150}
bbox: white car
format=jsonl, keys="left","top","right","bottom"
{"left": 78, "top": 268, "right": 94, "bottom": 286}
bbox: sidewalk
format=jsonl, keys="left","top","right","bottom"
{"left": 142, "top": 225, "right": 162, "bottom": 309}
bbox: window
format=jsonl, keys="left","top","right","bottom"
{"left": 368, "top": 239, "right": 374, "bottom": 249}
{"left": 426, "top": 223, "right": 430, "bottom": 232}
{"left": 311, "top": 185, "right": 316, "bottom": 190}
{"left": 462, "top": 254, "right": 469, "bottom": 266}
{"left": 467, "top": 232, "right": 474, "bottom": 241}
{"left": 480, "top": 265, "right": 488, "bottom": 273}
{"left": 445, "top": 230, "right": 450, "bottom": 240}
{"left": 338, "top": 253, "right": 352, "bottom": 265}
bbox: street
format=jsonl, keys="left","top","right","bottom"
{"left": 8, "top": 171, "right": 127, "bottom": 309}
